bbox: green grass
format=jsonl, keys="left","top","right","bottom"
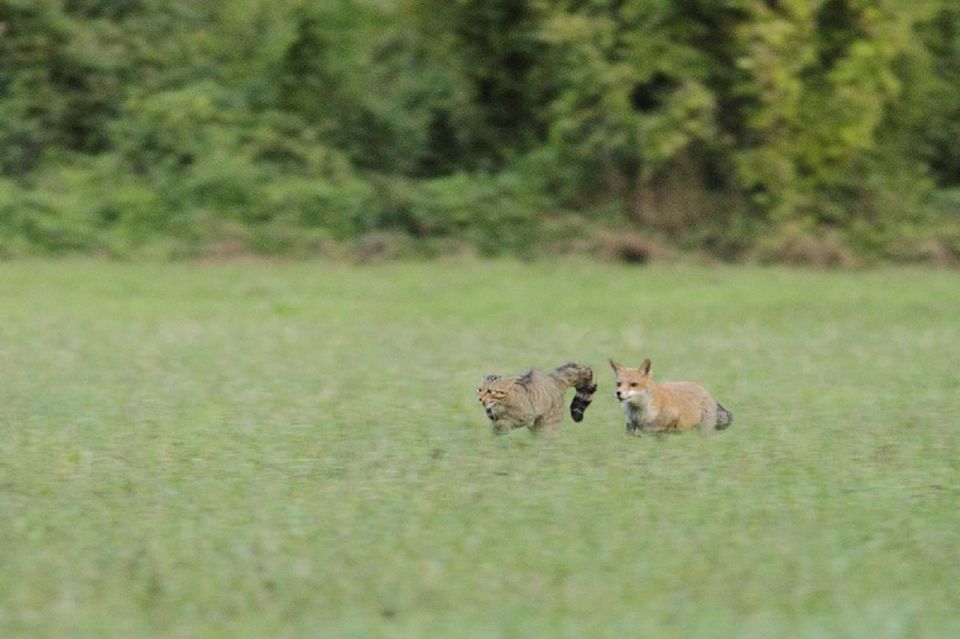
{"left": 1, "top": 260, "right": 959, "bottom": 638}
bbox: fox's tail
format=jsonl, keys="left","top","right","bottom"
{"left": 715, "top": 403, "right": 733, "bottom": 430}
{"left": 551, "top": 362, "right": 597, "bottom": 422}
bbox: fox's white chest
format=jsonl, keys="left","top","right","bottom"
{"left": 622, "top": 393, "right": 656, "bottom": 422}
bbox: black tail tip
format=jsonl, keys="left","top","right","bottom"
{"left": 716, "top": 403, "right": 733, "bottom": 430}
{"left": 571, "top": 408, "right": 585, "bottom": 422}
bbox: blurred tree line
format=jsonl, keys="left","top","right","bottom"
{"left": 1, "top": 0, "right": 959, "bottom": 262}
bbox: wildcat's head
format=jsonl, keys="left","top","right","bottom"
{"left": 477, "top": 374, "right": 516, "bottom": 426}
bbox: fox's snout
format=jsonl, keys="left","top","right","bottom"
{"left": 614, "top": 383, "right": 647, "bottom": 404}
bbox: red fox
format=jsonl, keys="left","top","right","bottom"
{"left": 477, "top": 362, "right": 597, "bottom": 434}
{"left": 610, "top": 359, "right": 732, "bottom": 435}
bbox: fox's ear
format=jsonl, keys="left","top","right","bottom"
{"left": 640, "top": 359, "right": 652, "bottom": 376}
{"left": 609, "top": 359, "right": 622, "bottom": 373}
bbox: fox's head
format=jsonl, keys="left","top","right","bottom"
{"left": 477, "top": 374, "right": 513, "bottom": 422}
{"left": 609, "top": 359, "right": 654, "bottom": 407}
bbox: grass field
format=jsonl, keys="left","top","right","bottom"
{"left": 1, "top": 260, "right": 959, "bottom": 638}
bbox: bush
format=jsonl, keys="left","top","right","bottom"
{"left": 403, "top": 172, "right": 547, "bottom": 255}
{"left": 2, "top": 0, "right": 960, "bottom": 263}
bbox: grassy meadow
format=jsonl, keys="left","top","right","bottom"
{"left": 1, "top": 260, "right": 958, "bottom": 637}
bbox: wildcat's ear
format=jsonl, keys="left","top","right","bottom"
{"left": 481, "top": 374, "right": 500, "bottom": 384}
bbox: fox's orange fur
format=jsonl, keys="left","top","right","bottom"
{"left": 610, "top": 359, "right": 732, "bottom": 435}
{"left": 477, "top": 362, "right": 597, "bottom": 434}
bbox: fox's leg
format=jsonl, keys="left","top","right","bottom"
{"left": 625, "top": 415, "right": 644, "bottom": 436}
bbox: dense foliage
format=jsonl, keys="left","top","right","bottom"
{"left": 1, "top": 0, "right": 958, "bottom": 262}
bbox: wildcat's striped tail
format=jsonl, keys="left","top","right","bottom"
{"left": 551, "top": 362, "right": 597, "bottom": 422}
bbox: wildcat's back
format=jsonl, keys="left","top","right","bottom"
{"left": 518, "top": 369, "right": 568, "bottom": 428}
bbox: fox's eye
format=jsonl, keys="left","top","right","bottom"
{"left": 630, "top": 382, "right": 638, "bottom": 387}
